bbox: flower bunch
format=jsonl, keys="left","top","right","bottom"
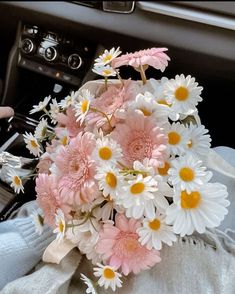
{"left": 19, "top": 47, "right": 229, "bottom": 292}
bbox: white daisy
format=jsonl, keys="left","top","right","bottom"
{"left": 80, "top": 274, "right": 98, "bottom": 294}
{"left": 94, "top": 47, "right": 122, "bottom": 66}
{"left": 152, "top": 175, "right": 173, "bottom": 212}
{"left": 53, "top": 209, "right": 66, "bottom": 242}
{"left": 133, "top": 158, "right": 155, "bottom": 177}
{"left": 156, "top": 158, "right": 172, "bottom": 180}
{"left": 56, "top": 128, "right": 70, "bottom": 146}
{"left": 168, "top": 154, "right": 213, "bottom": 193}
{"left": 166, "top": 182, "right": 230, "bottom": 236}
{"left": 137, "top": 211, "right": 177, "bottom": 250}
{"left": 186, "top": 122, "right": 211, "bottom": 160}
{"left": 164, "top": 74, "right": 203, "bottom": 116}
{"left": 128, "top": 92, "right": 169, "bottom": 126}
{"left": 49, "top": 98, "right": 60, "bottom": 124}
{"left": 29, "top": 95, "right": 51, "bottom": 114}
{"left": 150, "top": 77, "right": 170, "bottom": 106}
{"left": 23, "top": 132, "right": 42, "bottom": 157}
{"left": 92, "top": 65, "right": 116, "bottom": 77}
{"left": 94, "top": 263, "right": 122, "bottom": 291}
{"left": 121, "top": 174, "right": 158, "bottom": 219}
{"left": 7, "top": 169, "right": 24, "bottom": 194}
{"left": 34, "top": 118, "right": 48, "bottom": 140}
{"left": 59, "top": 90, "right": 79, "bottom": 109}
{"left": 92, "top": 137, "right": 122, "bottom": 166}
{"left": 95, "top": 165, "right": 122, "bottom": 199}
{"left": 166, "top": 122, "right": 189, "bottom": 156}
{"left": 74, "top": 89, "right": 94, "bottom": 124}
{"left": 150, "top": 77, "right": 186, "bottom": 121}
{"left": 31, "top": 210, "right": 44, "bottom": 235}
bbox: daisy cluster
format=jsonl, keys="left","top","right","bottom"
{"left": 20, "top": 47, "right": 230, "bottom": 293}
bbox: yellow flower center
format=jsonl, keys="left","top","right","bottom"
{"left": 81, "top": 100, "right": 89, "bottom": 114}
{"left": 105, "top": 172, "right": 117, "bottom": 188}
{"left": 99, "top": 147, "right": 112, "bottom": 160}
{"left": 13, "top": 176, "right": 21, "bottom": 186}
{"left": 30, "top": 140, "right": 38, "bottom": 148}
{"left": 103, "top": 268, "right": 115, "bottom": 280}
{"left": 157, "top": 99, "right": 171, "bottom": 107}
{"left": 187, "top": 140, "right": 193, "bottom": 148}
{"left": 181, "top": 190, "right": 201, "bottom": 209}
{"left": 158, "top": 162, "right": 170, "bottom": 176}
{"left": 148, "top": 219, "right": 161, "bottom": 231}
{"left": 130, "top": 182, "right": 145, "bottom": 194}
{"left": 139, "top": 108, "right": 151, "bottom": 116}
{"left": 103, "top": 54, "right": 112, "bottom": 62}
{"left": 103, "top": 69, "right": 112, "bottom": 75}
{"left": 168, "top": 132, "right": 181, "bottom": 145}
{"left": 58, "top": 221, "right": 64, "bottom": 233}
{"left": 61, "top": 136, "right": 69, "bottom": 146}
{"left": 175, "top": 86, "right": 189, "bottom": 101}
{"left": 179, "top": 167, "right": 194, "bottom": 181}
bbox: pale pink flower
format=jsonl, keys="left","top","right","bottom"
{"left": 55, "top": 132, "right": 99, "bottom": 206}
{"left": 36, "top": 155, "right": 52, "bottom": 174}
{"left": 111, "top": 111, "right": 168, "bottom": 167}
{"left": 112, "top": 48, "right": 170, "bottom": 72}
{"left": 56, "top": 106, "right": 84, "bottom": 137}
{"left": 85, "top": 80, "right": 137, "bottom": 131}
{"left": 36, "top": 173, "right": 71, "bottom": 226}
{"left": 45, "top": 139, "right": 60, "bottom": 154}
{"left": 96, "top": 214, "right": 161, "bottom": 275}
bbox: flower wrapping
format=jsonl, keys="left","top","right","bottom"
{"left": 17, "top": 46, "right": 232, "bottom": 293}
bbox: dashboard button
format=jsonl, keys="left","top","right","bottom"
{"left": 44, "top": 46, "right": 58, "bottom": 62}
{"left": 68, "top": 54, "right": 82, "bottom": 70}
{"left": 21, "top": 38, "right": 35, "bottom": 54}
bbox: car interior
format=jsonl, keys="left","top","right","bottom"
{"left": 0, "top": 1, "right": 234, "bottom": 220}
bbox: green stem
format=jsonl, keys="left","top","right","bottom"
{"left": 42, "top": 108, "right": 53, "bottom": 119}
{"left": 90, "top": 107, "right": 113, "bottom": 130}
{"left": 117, "top": 161, "right": 129, "bottom": 169}
{"left": 139, "top": 64, "right": 147, "bottom": 85}
{"left": 115, "top": 69, "right": 124, "bottom": 86}
{"left": 120, "top": 169, "right": 149, "bottom": 177}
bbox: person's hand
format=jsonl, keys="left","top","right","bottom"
{"left": 0, "top": 106, "right": 14, "bottom": 119}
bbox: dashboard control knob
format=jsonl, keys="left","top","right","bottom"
{"left": 44, "top": 46, "right": 58, "bottom": 62}
{"left": 21, "top": 38, "right": 35, "bottom": 54}
{"left": 68, "top": 54, "right": 82, "bottom": 70}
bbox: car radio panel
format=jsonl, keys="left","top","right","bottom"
{"left": 18, "top": 24, "right": 95, "bottom": 86}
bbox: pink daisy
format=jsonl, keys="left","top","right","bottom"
{"left": 55, "top": 132, "right": 99, "bottom": 206}
{"left": 36, "top": 173, "right": 71, "bottom": 227}
{"left": 112, "top": 48, "right": 170, "bottom": 72}
{"left": 111, "top": 111, "right": 168, "bottom": 167}
{"left": 96, "top": 214, "right": 161, "bottom": 275}
{"left": 56, "top": 106, "right": 84, "bottom": 138}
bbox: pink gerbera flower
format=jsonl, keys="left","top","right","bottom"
{"left": 56, "top": 106, "right": 84, "bottom": 137}
{"left": 55, "top": 132, "right": 99, "bottom": 206}
{"left": 96, "top": 214, "right": 161, "bottom": 275}
{"left": 36, "top": 173, "right": 70, "bottom": 226}
{"left": 111, "top": 111, "right": 168, "bottom": 167}
{"left": 112, "top": 48, "right": 170, "bottom": 72}
{"left": 85, "top": 80, "right": 138, "bottom": 131}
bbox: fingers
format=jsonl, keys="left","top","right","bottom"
{"left": 0, "top": 106, "right": 14, "bottom": 119}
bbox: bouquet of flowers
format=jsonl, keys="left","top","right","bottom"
{"left": 11, "top": 46, "right": 230, "bottom": 292}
